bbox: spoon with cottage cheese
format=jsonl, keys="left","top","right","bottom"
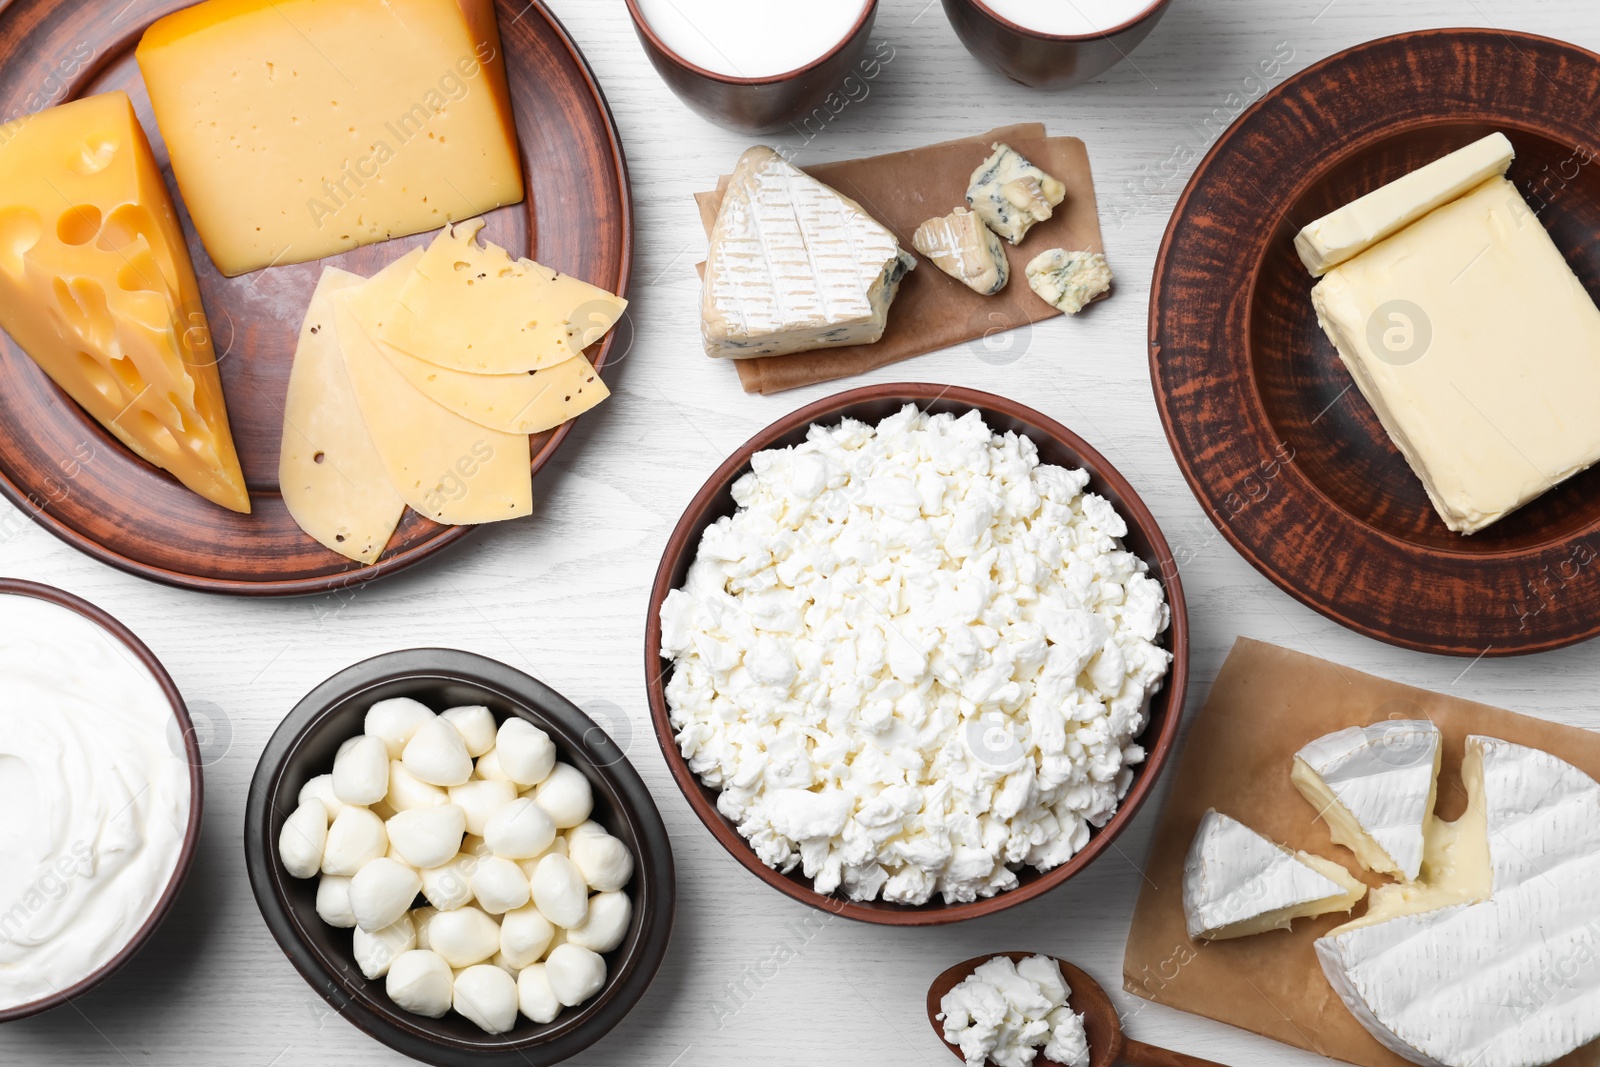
{"left": 927, "top": 953, "right": 1229, "bottom": 1067}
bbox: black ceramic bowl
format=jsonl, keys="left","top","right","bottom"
{"left": 245, "top": 649, "right": 674, "bottom": 1066}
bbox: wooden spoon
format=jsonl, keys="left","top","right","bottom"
{"left": 927, "top": 953, "right": 1230, "bottom": 1067}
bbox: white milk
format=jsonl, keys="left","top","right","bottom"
{"left": 635, "top": 0, "right": 870, "bottom": 79}
{"left": 979, "top": 0, "right": 1159, "bottom": 35}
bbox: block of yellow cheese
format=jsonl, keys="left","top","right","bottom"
{"left": 280, "top": 269, "right": 405, "bottom": 563}
{"left": 136, "top": 0, "right": 524, "bottom": 277}
{"left": 380, "top": 219, "right": 627, "bottom": 373}
{"left": 0, "top": 92, "right": 249, "bottom": 513}
{"left": 332, "top": 250, "right": 532, "bottom": 525}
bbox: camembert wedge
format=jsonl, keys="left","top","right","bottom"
{"left": 1291, "top": 720, "right": 1441, "bottom": 882}
{"left": 1182, "top": 809, "right": 1366, "bottom": 941}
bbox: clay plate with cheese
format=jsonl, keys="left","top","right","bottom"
{"left": 0, "top": 0, "right": 630, "bottom": 595}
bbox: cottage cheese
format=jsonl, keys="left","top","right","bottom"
{"left": 660, "top": 406, "right": 1171, "bottom": 905}
{"left": 939, "top": 955, "right": 1091, "bottom": 1067}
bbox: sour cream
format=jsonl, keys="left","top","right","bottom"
{"left": 979, "top": 0, "right": 1159, "bottom": 35}
{"left": 0, "top": 595, "right": 191, "bottom": 1010}
{"left": 634, "top": 0, "right": 870, "bottom": 78}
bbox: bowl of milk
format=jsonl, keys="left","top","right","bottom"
{"left": 942, "top": 0, "right": 1173, "bottom": 88}
{"left": 626, "top": 0, "right": 880, "bottom": 133}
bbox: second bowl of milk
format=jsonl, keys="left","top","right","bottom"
{"left": 942, "top": 0, "right": 1173, "bottom": 88}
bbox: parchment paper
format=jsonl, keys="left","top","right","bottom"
{"left": 1122, "top": 637, "right": 1600, "bottom": 1067}
{"left": 693, "top": 124, "right": 1106, "bottom": 395}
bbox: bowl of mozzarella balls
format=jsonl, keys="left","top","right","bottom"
{"left": 646, "top": 383, "right": 1188, "bottom": 925}
{"left": 246, "top": 648, "right": 674, "bottom": 1067}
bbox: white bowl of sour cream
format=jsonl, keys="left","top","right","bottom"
{"left": 0, "top": 580, "right": 201, "bottom": 1021}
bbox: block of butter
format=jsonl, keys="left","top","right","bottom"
{"left": 1312, "top": 175, "right": 1600, "bottom": 534}
{"left": 1295, "top": 134, "right": 1514, "bottom": 276}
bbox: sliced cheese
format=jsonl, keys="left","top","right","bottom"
{"left": 279, "top": 268, "right": 405, "bottom": 563}
{"left": 381, "top": 346, "right": 609, "bottom": 435}
{"left": 1182, "top": 809, "right": 1366, "bottom": 941}
{"left": 378, "top": 219, "right": 626, "bottom": 373}
{"left": 1295, "top": 133, "right": 1515, "bottom": 276}
{"left": 1291, "top": 720, "right": 1441, "bottom": 882}
{"left": 331, "top": 250, "right": 531, "bottom": 525}
{"left": 136, "top": 0, "right": 523, "bottom": 276}
{"left": 0, "top": 92, "right": 248, "bottom": 512}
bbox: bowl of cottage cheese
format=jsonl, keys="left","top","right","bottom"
{"left": 646, "top": 384, "right": 1188, "bottom": 924}
{"left": 0, "top": 579, "right": 201, "bottom": 1020}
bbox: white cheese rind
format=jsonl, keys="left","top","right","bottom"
{"left": 1312, "top": 176, "right": 1600, "bottom": 534}
{"left": 913, "top": 207, "right": 1010, "bottom": 296}
{"left": 1316, "top": 736, "right": 1600, "bottom": 1067}
{"left": 1182, "top": 809, "right": 1364, "bottom": 940}
{"left": 1293, "top": 720, "right": 1440, "bottom": 882}
{"left": 702, "top": 146, "right": 914, "bottom": 359}
{"left": 1295, "top": 133, "right": 1515, "bottom": 276}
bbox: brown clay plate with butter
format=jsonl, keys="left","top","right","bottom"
{"left": 1151, "top": 29, "right": 1600, "bottom": 657}
{"left": 0, "top": 0, "right": 630, "bottom": 595}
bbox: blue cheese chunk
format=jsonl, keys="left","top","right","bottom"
{"left": 966, "top": 142, "right": 1066, "bottom": 245}
{"left": 702, "top": 146, "right": 915, "bottom": 359}
{"left": 912, "top": 207, "right": 1009, "bottom": 295}
{"left": 1024, "top": 249, "right": 1111, "bottom": 314}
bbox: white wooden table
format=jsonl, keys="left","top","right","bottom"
{"left": 7, "top": 0, "right": 1600, "bottom": 1063}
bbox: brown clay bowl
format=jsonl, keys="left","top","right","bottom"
{"left": 624, "top": 0, "right": 880, "bottom": 134}
{"left": 0, "top": 578, "right": 203, "bottom": 1023}
{"left": 1150, "top": 29, "right": 1600, "bottom": 656}
{"left": 245, "top": 649, "right": 675, "bottom": 1066}
{"left": 940, "top": 0, "right": 1172, "bottom": 89}
{"left": 645, "top": 383, "right": 1189, "bottom": 925}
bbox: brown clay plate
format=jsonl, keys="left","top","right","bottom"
{"left": 0, "top": 0, "right": 630, "bottom": 595}
{"left": 1150, "top": 29, "right": 1600, "bottom": 656}
{"left": 645, "top": 384, "right": 1189, "bottom": 925}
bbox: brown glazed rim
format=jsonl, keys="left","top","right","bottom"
{"left": 0, "top": 578, "right": 203, "bottom": 1023}
{"left": 644, "top": 383, "right": 1190, "bottom": 926}
{"left": 623, "top": 0, "right": 878, "bottom": 86}
{"left": 0, "top": 0, "right": 631, "bottom": 598}
{"left": 961, "top": 0, "right": 1170, "bottom": 43}
{"left": 1148, "top": 27, "right": 1600, "bottom": 656}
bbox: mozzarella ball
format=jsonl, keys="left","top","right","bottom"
{"left": 403, "top": 718, "right": 474, "bottom": 787}
{"left": 385, "top": 949, "right": 453, "bottom": 1018}
{"left": 387, "top": 804, "right": 467, "bottom": 870}
{"left": 412, "top": 905, "right": 438, "bottom": 950}
{"left": 441, "top": 705, "right": 497, "bottom": 758}
{"left": 515, "top": 837, "right": 566, "bottom": 880}
{"left": 298, "top": 774, "right": 345, "bottom": 821}
{"left": 336, "top": 735, "right": 363, "bottom": 760}
{"left": 450, "top": 779, "right": 517, "bottom": 837}
{"left": 545, "top": 944, "right": 607, "bottom": 1007}
{"left": 496, "top": 719, "right": 556, "bottom": 786}
{"left": 279, "top": 799, "right": 328, "bottom": 879}
{"left": 567, "top": 830, "right": 633, "bottom": 892}
{"left": 472, "top": 856, "right": 532, "bottom": 915}
{"left": 351, "top": 857, "right": 423, "bottom": 933}
{"left": 486, "top": 798, "right": 557, "bottom": 859}
{"left": 315, "top": 875, "right": 356, "bottom": 928}
{"left": 332, "top": 735, "right": 390, "bottom": 806}
{"left": 533, "top": 764, "right": 593, "bottom": 829}
{"left": 453, "top": 964, "right": 518, "bottom": 1034}
{"left": 365, "top": 697, "right": 436, "bottom": 758}
{"left": 427, "top": 906, "right": 501, "bottom": 968}
{"left": 517, "top": 964, "right": 562, "bottom": 1024}
{"left": 499, "top": 903, "right": 555, "bottom": 969}
{"left": 474, "top": 746, "right": 511, "bottom": 781}
{"left": 565, "top": 891, "right": 631, "bottom": 954}
{"left": 353, "top": 912, "right": 415, "bottom": 979}
{"left": 387, "top": 761, "right": 449, "bottom": 812}
{"left": 567, "top": 820, "right": 607, "bottom": 840}
{"left": 322, "top": 806, "right": 387, "bottom": 876}
{"left": 419, "top": 853, "right": 476, "bottom": 912}
{"left": 530, "top": 854, "right": 588, "bottom": 929}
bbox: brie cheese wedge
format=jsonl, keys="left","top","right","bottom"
{"left": 701, "top": 146, "right": 915, "bottom": 359}
{"left": 1292, "top": 720, "right": 1441, "bottom": 882}
{"left": 1316, "top": 737, "right": 1600, "bottom": 1067}
{"left": 1182, "top": 809, "right": 1366, "bottom": 941}
{"left": 966, "top": 142, "right": 1065, "bottom": 245}
{"left": 913, "top": 207, "right": 1009, "bottom": 295}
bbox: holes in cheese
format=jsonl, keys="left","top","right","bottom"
{"left": 279, "top": 269, "right": 406, "bottom": 565}
{"left": 379, "top": 346, "right": 610, "bottom": 436}
{"left": 378, "top": 219, "right": 628, "bottom": 374}
{"left": 0, "top": 92, "right": 248, "bottom": 513}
